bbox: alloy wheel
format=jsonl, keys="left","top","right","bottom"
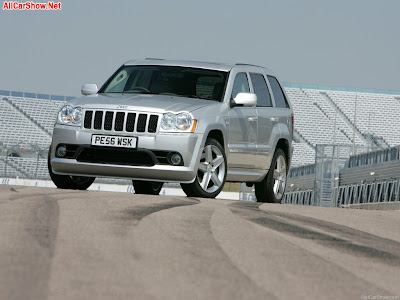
{"left": 197, "top": 144, "right": 226, "bottom": 193}
{"left": 273, "top": 155, "right": 287, "bottom": 200}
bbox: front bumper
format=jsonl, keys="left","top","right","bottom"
{"left": 50, "top": 125, "right": 205, "bottom": 183}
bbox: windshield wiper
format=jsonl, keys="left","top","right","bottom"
{"left": 184, "top": 95, "right": 215, "bottom": 100}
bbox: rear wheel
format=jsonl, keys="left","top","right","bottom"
{"left": 255, "top": 148, "right": 287, "bottom": 203}
{"left": 181, "top": 137, "right": 226, "bottom": 198}
{"left": 47, "top": 148, "right": 95, "bottom": 190}
{"left": 132, "top": 180, "right": 163, "bottom": 195}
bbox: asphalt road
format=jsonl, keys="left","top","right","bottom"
{"left": 0, "top": 185, "right": 399, "bottom": 300}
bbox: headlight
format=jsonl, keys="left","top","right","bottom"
{"left": 175, "top": 113, "right": 192, "bottom": 131}
{"left": 58, "top": 105, "right": 83, "bottom": 125}
{"left": 160, "top": 112, "right": 196, "bottom": 132}
{"left": 161, "top": 113, "right": 176, "bottom": 131}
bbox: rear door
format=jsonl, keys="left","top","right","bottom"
{"left": 249, "top": 72, "right": 276, "bottom": 169}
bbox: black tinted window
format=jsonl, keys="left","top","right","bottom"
{"left": 231, "top": 73, "right": 250, "bottom": 98}
{"left": 250, "top": 73, "right": 271, "bottom": 107}
{"left": 268, "top": 76, "right": 289, "bottom": 108}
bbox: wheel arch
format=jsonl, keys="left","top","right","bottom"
{"left": 206, "top": 129, "right": 225, "bottom": 150}
{"left": 274, "top": 138, "right": 291, "bottom": 172}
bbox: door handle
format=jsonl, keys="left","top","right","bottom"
{"left": 248, "top": 117, "right": 258, "bottom": 122}
{"left": 270, "top": 117, "right": 279, "bottom": 123}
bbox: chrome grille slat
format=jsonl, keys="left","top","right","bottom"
{"left": 83, "top": 110, "right": 158, "bottom": 134}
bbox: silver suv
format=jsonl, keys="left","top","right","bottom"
{"left": 48, "top": 59, "right": 293, "bottom": 203}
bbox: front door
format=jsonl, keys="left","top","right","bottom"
{"left": 228, "top": 72, "right": 259, "bottom": 169}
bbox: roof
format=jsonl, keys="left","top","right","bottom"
{"left": 124, "top": 58, "right": 266, "bottom": 72}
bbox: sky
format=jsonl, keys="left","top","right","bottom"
{"left": 0, "top": 0, "right": 399, "bottom": 97}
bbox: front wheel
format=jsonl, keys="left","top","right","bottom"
{"left": 255, "top": 148, "right": 287, "bottom": 203}
{"left": 181, "top": 137, "right": 227, "bottom": 198}
{"left": 48, "top": 148, "right": 95, "bottom": 190}
{"left": 132, "top": 180, "right": 163, "bottom": 195}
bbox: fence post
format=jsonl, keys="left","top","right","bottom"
{"left": 5, "top": 149, "right": 8, "bottom": 177}
{"left": 35, "top": 150, "right": 40, "bottom": 179}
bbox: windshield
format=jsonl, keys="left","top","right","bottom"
{"left": 99, "top": 65, "right": 228, "bottom": 102}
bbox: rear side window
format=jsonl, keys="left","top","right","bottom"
{"left": 231, "top": 73, "right": 250, "bottom": 98}
{"left": 249, "top": 73, "right": 272, "bottom": 107}
{"left": 268, "top": 76, "right": 289, "bottom": 108}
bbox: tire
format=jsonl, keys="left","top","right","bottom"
{"left": 255, "top": 148, "right": 287, "bottom": 203}
{"left": 47, "top": 147, "right": 95, "bottom": 190}
{"left": 132, "top": 180, "right": 163, "bottom": 195}
{"left": 181, "top": 137, "right": 227, "bottom": 198}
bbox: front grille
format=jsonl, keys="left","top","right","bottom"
{"left": 83, "top": 110, "right": 159, "bottom": 133}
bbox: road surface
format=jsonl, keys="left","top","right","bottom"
{"left": 0, "top": 185, "right": 399, "bottom": 300}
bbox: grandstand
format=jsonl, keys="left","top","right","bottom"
{"left": 0, "top": 85, "right": 399, "bottom": 204}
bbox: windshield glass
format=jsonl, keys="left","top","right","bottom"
{"left": 99, "top": 65, "right": 228, "bottom": 102}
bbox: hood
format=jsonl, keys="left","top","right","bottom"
{"left": 67, "top": 93, "right": 218, "bottom": 113}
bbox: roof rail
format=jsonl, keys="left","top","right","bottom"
{"left": 235, "top": 63, "right": 263, "bottom": 68}
{"left": 145, "top": 58, "right": 164, "bottom": 60}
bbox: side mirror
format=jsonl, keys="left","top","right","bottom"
{"left": 232, "top": 92, "right": 257, "bottom": 107}
{"left": 81, "top": 83, "right": 98, "bottom": 96}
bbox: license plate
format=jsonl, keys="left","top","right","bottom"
{"left": 91, "top": 135, "right": 137, "bottom": 148}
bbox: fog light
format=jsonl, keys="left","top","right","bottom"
{"left": 56, "top": 145, "right": 67, "bottom": 157}
{"left": 170, "top": 153, "right": 183, "bottom": 166}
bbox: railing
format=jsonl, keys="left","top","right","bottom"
{"left": 0, "top": 89, "right": 75, "bottom": 101}
{"left": 283, "top": 189, "right": 314, "bottom": 205}
{"left": 283, "top": 83, "right": 400, "bottom": 96}
{"left": 347, "top": 146, "right": 400, "bottom": 168}
{"left": 336, "top": 179, "right": 400, "bottom": 205}
{"left": 0, "top": 143, "right": 49, "bottom": 180}
{"left": 289, "top": 164, "right": 315, "bottom": 178}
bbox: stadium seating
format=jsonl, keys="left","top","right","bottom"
{"left": 8, "top": 97, "right": 66, "bottom": 134}
{"left": 0, "top": 98, "right": 52, "bottom": 148}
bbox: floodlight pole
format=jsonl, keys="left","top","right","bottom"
{"left": 333, "top": 110, "right": 337, "bottom": 144}
{"left": 352, "top": 92, "right": 358, "bottom": 154}
{"left": 5, "top": 149, "right": 8, "bottom": 177}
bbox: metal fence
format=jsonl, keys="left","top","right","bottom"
{"left": 0, "top": 143, "right": 49, "bottom": 180}
{"left": 283, "top": 189, "right": 314, "bottom": 205}
{"left": 336, "top": 179, "right": 400, "bottom": 206}
{"left": 348, "top": 146, "right": 400, "bottom": 168}
{"left": 285, "top": 144, "right": 400, "bottom": 207}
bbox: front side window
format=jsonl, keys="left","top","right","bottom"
{"left": 231, "top": 73, "right": 250, "bottom": 98}
{"left": 99, "top": 65, "right": 228, "bottom": 102}
{"left": 268, "top": 76, "right": 289, "bottom": 108}
{"left": 249, "top": 73, "right": 272, "bottom": 107}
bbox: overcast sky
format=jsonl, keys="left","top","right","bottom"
{"left": 1, "top": 0, "right": 399, "bottom": 96}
